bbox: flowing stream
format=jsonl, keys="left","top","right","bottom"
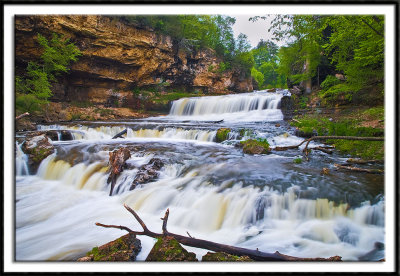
{"left": 15, "top": 90, "right": 384, "bottom": 261}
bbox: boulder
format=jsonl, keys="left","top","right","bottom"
{"left": 202, "top": 252, "right": 254, "bottom": 262}
{"left": 240, "top": 139, "right": 270, "bottom": 155}
{"left": 266, "top": 88, "right": 276, "bottom": 92}
{"left": 78, "top": 233, "right": 141, "bottom": 261}
{"left": 146, "top": 236, "right": 197, "bottom": 262}
{"left": 216, "top": 128, "right": 231, "bottom": 142}
{"left": 22, "top": 135, "right": 55, "bottom": 173}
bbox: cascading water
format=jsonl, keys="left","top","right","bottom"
{"left": 15, "top": 142, "right": 29, "bottom": 176}
{"left": 15, "top": 89, "right": 385, "bottom": 262}
{"left": 167, "top": 90, "right": 286, "bottom": 122}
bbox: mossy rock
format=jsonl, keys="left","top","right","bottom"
{"left": 22, "top": 135, "right": 55, "bottom": 173}
{"left": 216, "top": 128, "right": 231, "bottom": 142}
{"left": 82, "top": 233, "right": 141, "bottom": 261}
{"left": 240, "top": 139, "right": 270, "bottom": 155}
{"left": 145, "top": 236, "right": 198, "bottom": 262}
{"left": 202, "top": 252, "right": 254, "bottom": 262}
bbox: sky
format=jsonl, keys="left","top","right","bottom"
{"left": 232, "top": 15, "right": 288, "bottom": 49}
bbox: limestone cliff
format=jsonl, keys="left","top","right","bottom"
{"left": 15, "top": 15, "right": 253, "bottom": 105}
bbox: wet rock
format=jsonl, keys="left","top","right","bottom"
{"left": 202, "top": 252, "right": 254, "bottom": 262}
{"left": 146, "top": 236, "right": 197, "bottom": 262}
{"left": 130, "top": 158, "right": 164, "bottom": 190}
{"left": 216, "top": 128, "right": 231, "bottom": 142}
{"left": 60, "top": 130, "right": 74, "bottom": 140}
{"left": 78, "top": 233, "right": 141, "bottom": 261}
{"left": 22, "top": 135, "right": 55, "bottom": 173}
{"left": 266, "top": 88, "right": 276, "bottom": 92}
{"left": 240, "top": 139, "right": 270, "bottom": 155}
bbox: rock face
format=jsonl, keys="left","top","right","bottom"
{"left": 78, "top": 233, "right": 141, "bottom": 261}
{"left": 22, "top": 135, "right": 55, "bottom": 172}
{"left": 15, "top": 15, "right": 253, "bottom": 107}
{"left": 145, "top": 236, "right": 198, "bottom": 262}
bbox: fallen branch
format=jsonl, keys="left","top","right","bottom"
{"left": 16, "top": 112, "right": 30, "bottom": 121}
{"left": 96, "top": 204, "right": 341, "bottom": 262}
{"left": 112, "top": 129, "right": 128, "bottom": 139}
{"left": 312, "top": 146, "right": 333, "bottom": 154}
{"left": 334, "top": 164, "right": 383, "bottom": 174}
{"left": 346, "top": 158, "right": 384, "bottom": 165}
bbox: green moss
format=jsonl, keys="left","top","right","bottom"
{"left": 293, "top": 113, "right": 384, "bottom": 159}
{"left": 216, "top": 128, "right": 231, "bottom": 142}
{"left": 240, "top": 139, "right": 270, "bottom": 154}
{"left": 202, "top": 252, "right": 253, "bottom": 262}
{"left": 293, "top": 157, "right": 302, "bottom": 164}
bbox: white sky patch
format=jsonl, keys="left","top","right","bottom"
{"left": 232, "top": 15, "right": 289, "bottom": 48}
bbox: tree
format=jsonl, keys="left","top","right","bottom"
{"left": 16, "top": 33, "right": 81, "bottom": 113}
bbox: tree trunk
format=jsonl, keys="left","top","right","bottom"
{"left": 112, "top": 129, "right": 128, "bottom": 139}
{"left": 107, "top": 148, "right": 131, "bottom": 195}
{"left": 16, "top": 112, "right": 30, "bottom": 121}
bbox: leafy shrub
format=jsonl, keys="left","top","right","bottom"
{"left": 320, "top": 75, "right": 341, "bottom": 90}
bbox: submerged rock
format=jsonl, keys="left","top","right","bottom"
{"left": 22, "top": 135, "right": 55, "bottom": 173}
{"left": 146, "top": 236, "right": 197, "bottom": 262}
{"left": 78, "top": 233, "right": 141, "bottom": 261}
{"left": 130, "top": 158, "right": 164, "bottom": 190}
{"left": 202, "top": 252, "right": 253, "bottom": 262}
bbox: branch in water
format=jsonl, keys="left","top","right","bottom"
{"left": 96, "top": 205, "right": 342, "bottom": 262}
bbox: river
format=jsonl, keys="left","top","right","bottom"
{"left": 15, "top": 89, "right": 385, "bottom": 262}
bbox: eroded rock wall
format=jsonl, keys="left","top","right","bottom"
{"left": 15, "top": 15, "right": 253, "bottom": 106}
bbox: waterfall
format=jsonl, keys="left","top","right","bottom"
{"left": 37, "top": 125, "right": 217, "bottom": 142}
{"left": 168, "top": 91, "right": 285, "bottom": 122}
{"left": 15, "top": 142, "right": 29, "bottom": 176}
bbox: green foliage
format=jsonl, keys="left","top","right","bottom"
{"left": 299, "top": 96, "right": 308, "bottom": 109}
{"left": 293, "top": 114, "right": 384, "bottom": 159}
{"left": 16, "top": 33, "right": 81, "bottom": 113}
{"left": 363, "top": 107, "right": 384, "bottom": 120}
{"left": 320, "top": 75, "right": 341, "bottom": 90}
{"left": 251, "top": 67, "right": 264, "bottom": 88}
{"left": 293, "top": 157, "right": 302, "bottom": 164}
{"left": 257, "top": 14, "right": 384, "bottom": 103}
{"left": 15, "top": 94, "right": 42, "bottom": 113}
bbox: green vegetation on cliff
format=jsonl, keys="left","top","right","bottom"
{"left": 118, "top": 15, "right": 254, "bottom": 76}
{"left": 16, "top": 33, "right": 81, "bottom": 114}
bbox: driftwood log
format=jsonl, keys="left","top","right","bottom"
{"left": 334, "top": 164, "right": 384, "bottom": 174}
{"left": 16, "top": 112, "right": 30, "bottom": 121}
{"left": 112, "top": 129, "right": 128, "bottom": 139}
{"left": 346, "top": 158, "right": 384, "bottom": 165}
{"left": 107, "top": 148, "right": 131, "bottom": 196}
{"left": 96, "top": 204, "right": 342, "bottom": 262}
